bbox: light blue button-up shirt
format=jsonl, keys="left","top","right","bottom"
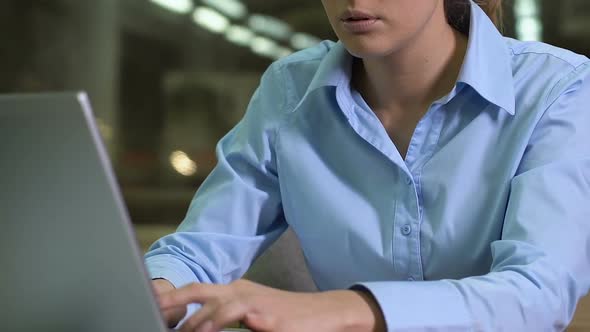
{"left": 146, "top": 3, "right": 590, "bottom": 330}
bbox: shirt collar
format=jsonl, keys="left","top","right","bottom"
{"left": 457, "top": 1, "right": 516, "bottom": 115}
{"left": 290, "top": 41, "right": 349, "bottom": 112}
{"left": 299, "top": 1, "right": 515, "bottom": 115}
{"left": 306, "top": 41, "right": 351, "bottom": 92}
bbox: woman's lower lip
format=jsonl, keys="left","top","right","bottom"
{"left": 341, "top": 18, "right": 378, "bottom": 33}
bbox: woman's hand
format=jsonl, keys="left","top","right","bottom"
{"left": 152, "top": 278, "right": 187, "bottom": 327}
{"left": 157, "top": 279, "right": 385, "bottom": 332}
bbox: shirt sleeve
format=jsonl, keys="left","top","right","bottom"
{"left": 354, "top": 63, "right": 590, "bottom": 331}
{"left": 144, "top": 62, "right": 289, "bottom": 289}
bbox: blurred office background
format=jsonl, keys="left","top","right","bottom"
{"left": 7, "top": 0, "right": 590, "bottom": 228}
{"left": 0, "top": 0, "right": 337, "bottom": 232}
{"left": 2, "top": 0, "right": 589, "bottom": 328}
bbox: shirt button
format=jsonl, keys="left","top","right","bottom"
{"left": 401, "top": 224, "right": 412, "bottom": 236}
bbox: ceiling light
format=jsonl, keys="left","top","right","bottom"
{"left": 248, "top": 14, "right": 292, "bottom": 40}
{"left": 514, "top": 0, "right": 539, "bottom": 17}
{"left": 225, "top": 25, "right": 254, "bottom": 47}
{"left": 514, "top": 0, "right": 542, "bottom": 41}
{"left": 290, "top": 32, "right": 321, "bottom": 50}
{"left": 272, "top": 47, "right": 293, "bottom": 60}
{"left": 202, "top": 0, "right": 247, "bottom": 19}
{"left": 516, "top": 17, "right": 542, "bottom": 41}
{"left": 150, "top": 0, "right": 193, "bottom": 14}
{"left": 250, "top": 36, "right": 279, "bottom": 58}
{"left": 192, "top": 7, "right": 230, "bottom": 34}
{"left": 170, "top": 151, "right": 197, "bottom": 176}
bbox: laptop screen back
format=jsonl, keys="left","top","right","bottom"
{"left": 0, "top": 93, "right": 167, "bottom": 332}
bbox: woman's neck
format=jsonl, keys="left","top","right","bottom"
{"left": 353, "top": 6, "right": 468, "bottom": 114}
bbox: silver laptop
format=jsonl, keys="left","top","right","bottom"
{"left": 0, "top": 93, "right": 249, "bottom": 332}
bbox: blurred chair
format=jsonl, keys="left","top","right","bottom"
{"left": 244, "top": 227, "right": 318, "bottom": 292}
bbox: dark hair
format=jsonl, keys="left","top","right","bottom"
{"left": 444, "top": 0, "right": 503, "bottom": 34}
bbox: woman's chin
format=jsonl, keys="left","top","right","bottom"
{"left": 340, "top": 38, "right": 400, "bottom": 59}
{"left": 344, "top": 45, "right": 394, "bottom": 59}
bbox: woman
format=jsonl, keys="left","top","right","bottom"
{"left": 146, "top": 0, "right": 590, "bottom": 331}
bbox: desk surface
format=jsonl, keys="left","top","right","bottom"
{"left": 570, "top": 294, "right": 590, "bottom": 331}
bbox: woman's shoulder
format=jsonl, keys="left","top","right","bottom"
{"left": 244, "top": 40, "right": 340, "bottom": 120}
{"left": 260, "top": 40, "right": 341, "bottom": 110}
{"left": 504, "top": 37, "right": 590, "bottom": 101}
{"left": 505, "top": 37, "right": 589, "bottom": 75}
{"left": 277, "top": 40, "right": 337, "bottom": 65}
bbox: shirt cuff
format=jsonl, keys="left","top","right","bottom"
{"left": 145, "top": 254, "right": 198, "bottom": 289}
{"left": 352, "top": 280, "right": 473, "bottom": 331}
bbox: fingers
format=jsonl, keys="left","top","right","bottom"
{"left": 178, "top": 302, "right": 216, "bottom": 332}
{"left": 159, "top": 280, "right": 277, "bottom": 331}
{"left": 159, "top": 282, "right": 220, "bottom": 310}
{"left": 152, "top": 279, "right": 185, "bottom": 327}
{"left": 162, "top": 306, "right": 187, "bottom": 328}
{"left": 180, "top": 300, "right": 248, "bottom": 332}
